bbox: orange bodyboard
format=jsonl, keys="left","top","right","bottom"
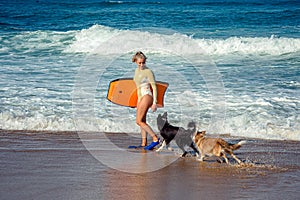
{"left": 107, "top": 78, "right": 168, "bottom": 108}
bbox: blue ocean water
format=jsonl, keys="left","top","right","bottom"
{"left": 0, "top": 0, "right": 299, "bottom": 140}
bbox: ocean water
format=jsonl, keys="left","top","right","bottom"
{"left": 0, "top": 0, "right": 299, "bottom": 140}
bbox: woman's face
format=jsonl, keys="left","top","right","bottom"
{"left": 136, "top": 58, "right": 146, "bottom": 68}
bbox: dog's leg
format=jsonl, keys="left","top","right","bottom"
{"left": 224, "top": 149, "right": 243, "bottom": 164}
{"left": 221, "top": 152, "right": 229, "bottom": 164}
{"left": 156, "top": 140, "right": 166, "bottom": 152}
{"left": 181, "top": 151, "right": 188, "bottom": 157}
{"left": 197, "top": 151, "right": 204, "bottom": 161}
{"left": 190, "top": 142, "right": 199, "bottom": 157}
{"left": 194, "top": 147, "right": 201, "bottom": 160}
{"left": 166, "top": 143, "right": 173, "bottom": 151}
{"left": 230, "top": 153, "right": 242, "bottom": 164}
{"left": 198, "top": 155, "right": 204, "bottom": 161}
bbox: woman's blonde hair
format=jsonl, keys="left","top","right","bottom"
{"left": 132, "top": 51, "right": 147, "bottom": 62}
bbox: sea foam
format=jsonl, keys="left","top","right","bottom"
{"left": 65, "top": 25, "right": 300, "bottom": 56}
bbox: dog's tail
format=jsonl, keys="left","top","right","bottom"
{"left": 187, "top": 121, "right": 197, "bottom": 134}
{"left": 218, "top": 140, "right": 246, "bottom": 151}
{"left": 230, "top": 140, "right": 246, "bottom": 150}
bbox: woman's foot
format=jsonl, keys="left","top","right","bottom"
{"left": 153, "top": 136, "right": 159, "bottom": 142}
{"left": 128, "top": 144, "right": 146, "bottom": 149}
{"left": 144, "top": 138, "right": 160, "bottom": 150}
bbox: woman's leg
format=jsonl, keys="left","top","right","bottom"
{"left": 140, "top": 128, "right": 147, "bottom": 146}
{"left": 140, "top": 111, "right": 147, "bottom": 146}
{"left": 136, "top": 95, "right": 158, "bottom": 142}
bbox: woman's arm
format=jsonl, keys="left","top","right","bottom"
{"left": 148, "top": 69, "right": 157, "bottom": 105}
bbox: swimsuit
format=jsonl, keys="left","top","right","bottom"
{"left": 140, "top": 77, "right": 152, "bottom": 97}
{"left": 134, "top": 67, "right": 157, "bottom": 104}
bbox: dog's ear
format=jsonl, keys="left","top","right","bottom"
{"left": 196, "top": 130, "right": 205, "bottom": 135}
{"left": 163, "top": 112, "right": 167, "bottom": 117}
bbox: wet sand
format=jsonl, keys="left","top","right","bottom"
{"left": 0, "top": 130, "right": 299, "bottom": 200}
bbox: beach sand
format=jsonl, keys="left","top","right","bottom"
{"left": 0, "top": 130, "right": 299, "bottom": 200}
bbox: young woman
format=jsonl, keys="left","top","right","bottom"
{"left": 132, "top": 51, "right": 160, "bottom": 150}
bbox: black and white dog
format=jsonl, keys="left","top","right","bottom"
{"left": 156, "top": 112, "right": 199, "bottom": 157}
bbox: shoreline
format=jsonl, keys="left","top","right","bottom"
{"left": 1, "top": 129, "right": 299, "bottom": 142}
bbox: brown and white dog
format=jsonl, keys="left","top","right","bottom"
{"left": 193, "top": 131, "right": 246, "bottom": 164}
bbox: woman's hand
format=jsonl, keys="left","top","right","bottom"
{"left": 151, "top": 104, "right": 157, "bottom": 112}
